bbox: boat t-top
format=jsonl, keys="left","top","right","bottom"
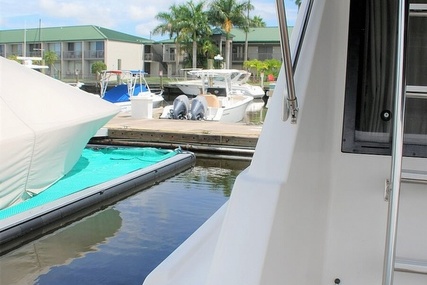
{"left": 100, "top": 70, "right": 164, "bottom": 112}
{"left": 173, "top": 69, "right": 265, "bottom": 98}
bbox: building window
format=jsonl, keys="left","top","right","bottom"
{"left": 88, "top": 41, "right": 104, "bottom": 58}
{"left": 10, "top": 44, "right": 22, "bottom": 56}
{"left": 48, "top": 43, "right": 61, "bottom": 57}
{"left": 29, "top": 43, "right": 42, "bottom": 57}
{"left": 258, "top": 46, "right": 273, "bottom": 60}
{"left": 342, "top": 0, "right": 427, "bottom": 158}
{"left": 68, "top": 42, "right": 74, "bottom": 52}
{"left": 66, "top": 42, "right": 82, "bottom": 58}
{"left": 232, "top": 45, "right": 244, "bottom": 61}
{"left": 96, "top": 41, "right": 104, "bottom": 51}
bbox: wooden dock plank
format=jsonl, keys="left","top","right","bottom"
{"left": 90, "top": 111, "right": 262, "bottom": 154}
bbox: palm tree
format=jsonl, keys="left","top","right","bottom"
{"left": 242, "top": 13, "right": 266, "bottom": 62}
{"left": 243, "top": 15, "right": 266, "bottom": 62}
{"left": 202, "top": 39, "right": 219, "bottom": 68}
{"left": 153, "top": 4, "right": 185, "bottom": 75}
{"left": 208, "top": 0, "right": 249, "bottom": 68}
{"left": 250, "top": 16, "right": 266, "bottom": 27}
{"left": 43, "top": 50, "right": 58, "bottom": 77}
{"left": 178, "top": 1, "right": 211, "bottom": 69}
{"left": 242, "top": 0, "right": 254, "bottom": 63}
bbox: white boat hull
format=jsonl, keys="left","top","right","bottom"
{"left": 174, "top": 81, "right": 201, "bottom": 96}
{"left": 160, "top": 95, "right": 253, "bottom": 123}
{"left": 144, "top": 0, "right": 427, "bottom": 284}
{"left": 215, "top": 96, "right": 253, "bottom": 123}
{"left": 0, "top": 57, "right": 120, "bottom": 209}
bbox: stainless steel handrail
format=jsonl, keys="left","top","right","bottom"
{"left": 382, "top": 0, "right": 409, "bottom": 284}
{"left": 276, "top": 0, "right": 298, "bottom": 123}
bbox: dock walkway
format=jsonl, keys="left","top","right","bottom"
{"left": 90, "top": 110, "right": 263, "bottom": 156}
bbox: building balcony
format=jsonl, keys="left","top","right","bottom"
{"left": 144, "top": 53, "right": 154, "bottom": 61}
{"left": 63, "top": 51, "right": 82, "bottom": 59}
{"left": 234, "top": 52, "right": 282, "bottom": 62}
{"left": 28, "top": 51, "right": 43, "bottom": 57}
{"left": 162, "top": 52, "right": 176, "bottom": 63}
{"left": 84, "top": 50, "right": 104, "bottom": 59}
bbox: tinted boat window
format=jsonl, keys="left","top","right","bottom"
{"left": 342, "top": 0, "right": 427, "bottom": 157}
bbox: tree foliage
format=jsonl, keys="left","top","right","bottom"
{"left": 153, "top": 0, "right": 267, "bottom": 69}
{"left": 208, "top": 0, "right": 249, "bottom": 37}
{"left": 179, "top": 1, "right": 211, "bottom": 68}
{"left": 250, "top": 15, "right": 266, "bottom": 27}
{"left": 43, "top": 50, "right": 58, "bottom": 76}
{"left": 7, "top": 54, "right": 19, "bottom": 62}
{"left": 244, "top": 58, "right": 281, "bottom": 80}
{"left": 153, "top": 1, "right": 211, "bottom": 69}
{"left": 91, "top": 61, "right": 107, "bottom": 74}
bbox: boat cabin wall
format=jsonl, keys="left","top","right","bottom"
{"left": 247, "top": 0, "right": 427, "bottom": 284}
{"left": 143, "top": 0, "right": 427, "bottom": 284}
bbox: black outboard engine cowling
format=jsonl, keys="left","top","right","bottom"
{"left": 189, "top": 95, "right": 208, "bottom": 120}
{"left": 170, "top": 95, "right": 190, "bottom": 119}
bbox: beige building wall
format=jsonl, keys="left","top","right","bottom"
{"left": 105, "top": 41, "right": 144, "bottom": 71}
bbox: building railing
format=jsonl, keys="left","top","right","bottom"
{"left": 28, "top": 51, "right": 43, "bottom": 57}
{"left": 144, "top": 53, "right": 154, "bottom": 61}
{"left": 232, "top": 52, "right": 282, "bottom": 62}
{"left": 163, "top": 52, "right": 176, "bottom": 62}
{"left": 63, "top": 51, "right": 82, "bottom": 59}
{"left": 84, "top": 50, "right": 104, "bottom": 59}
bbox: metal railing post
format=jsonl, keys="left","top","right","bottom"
{"left": 276, "top": 0, "right": 298, "bottom": 123}
{"left": 382, "top": 0, "right": 409, "bottom": 284}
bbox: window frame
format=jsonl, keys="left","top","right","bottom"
{"left": 342, "top": 0, "right": 427, "bottom": 158}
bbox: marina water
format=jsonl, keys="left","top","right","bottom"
{"left": 0, "top": 157, "right": 250, "bottom": 285}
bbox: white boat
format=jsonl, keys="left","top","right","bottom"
{"left": 17, "top": 56, "right": 49, "bottom": 70}
{"left": 100, "top": 70, "right": 164, "bottom": 112}
{"left": 0, "top": 56, "right": 120, "bottom": 210}
{"left": 173, "top": 69, "right": 265, "bottom": 98}
{"left": 160, "top": 69, "right": 253, "bottom": 123}
{"left": 144, "top": 0, "right": 427, "bottom": 285}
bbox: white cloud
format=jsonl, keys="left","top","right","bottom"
{"left": 38, "top": 0, "right": 119, "bottom": 28}
{"left": 1, "top": 0, "right": 298, "bottom": 39}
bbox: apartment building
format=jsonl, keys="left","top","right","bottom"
{"left": 155, "top": 26, "right": 285, "bottom": 76}
{"left": 0, "top": 25, "right": 285, "bottom": 80}
{"left": 0, "top": 25, "right": 153, "bottom": 80}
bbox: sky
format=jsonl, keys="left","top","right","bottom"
{"left": 0, "top": 0, "right": 299, "bottom": 41}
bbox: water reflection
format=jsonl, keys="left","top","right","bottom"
{"left": 0, "top": 157, "right": 249, "bottom": 285}
{"left": 244, "top": 100, "right": 267, "bottom": 124}
{"left": 0, "top": 208, "right": 122, "bottom": 285}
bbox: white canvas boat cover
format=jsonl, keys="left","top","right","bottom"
{"left": 0, "top": 57, "right": 120, "bottom": 209}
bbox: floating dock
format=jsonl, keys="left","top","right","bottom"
{"left": 0, "top": 148, "right": 195, "bottom": 254}
{"left": 90, "top": 110, "right": 263, "bottom": 157}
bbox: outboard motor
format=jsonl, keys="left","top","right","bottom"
{"left": 188, "top": 95, "right": 208, "bottom": 120}
{"left": 170, "top": 95, "right": 190, "bottom": 119}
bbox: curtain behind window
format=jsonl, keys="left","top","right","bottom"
{"left": 357, "top": 0, "right": 426, "bottom": 141}
{"left": 358, "top": 0, "right": 397, "bottom": 137}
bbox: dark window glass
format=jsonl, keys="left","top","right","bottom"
{"left": 342, "top": 0, "right": 427, "bottom": 157}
